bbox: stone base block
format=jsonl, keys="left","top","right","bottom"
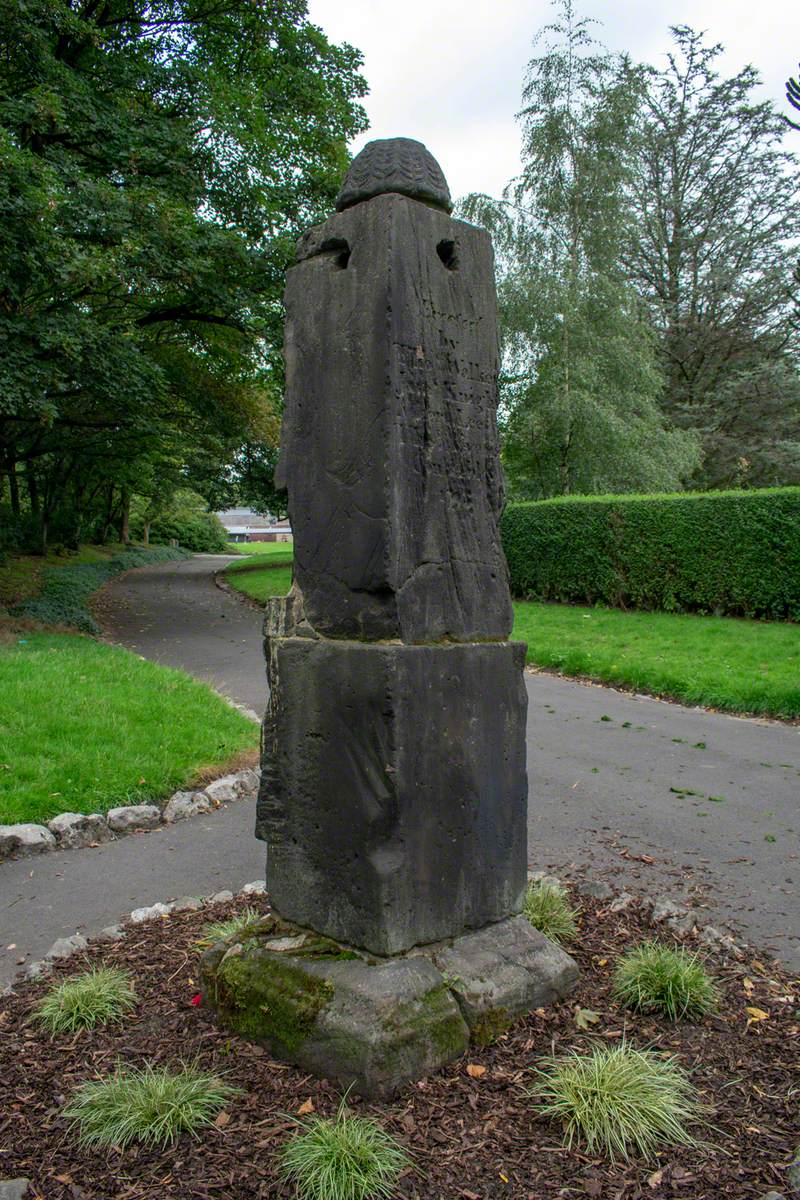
{"left": 201, "top": 914, "right": 577, "bottom": 1098}
{"left": 430, "top": 915, "right": 579, "bottom": 1043}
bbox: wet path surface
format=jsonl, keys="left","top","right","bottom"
{"left": 2, "top": 556, "right": 797, "bottom": 985}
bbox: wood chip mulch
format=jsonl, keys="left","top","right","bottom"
{"left": 1, "top": 890, "right": 797, "bottom": 1199}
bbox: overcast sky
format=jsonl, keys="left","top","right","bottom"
{"left": 306, "top": 0, "right": 799, "bottom": 201}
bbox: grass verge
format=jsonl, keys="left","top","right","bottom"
{"left": 223, "top": 556, "right": 800, "bottom": 718}
{"left": 0, "top": 633, "right": 258, "bottom": 824}
{"left": 10, "top": 544, "right": 190, "bottom": 632}
{"left": 226, "top": 541, "right": 294, "bottom": 564}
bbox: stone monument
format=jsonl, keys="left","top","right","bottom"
{"left": 202, "top": 138, "right": 577, "bottom": 1097}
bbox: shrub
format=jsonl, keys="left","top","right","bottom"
{"left": 279, "top": 1101, "right": 411, "bottom": 1200}
{"left": 200, "top": 907, "right": 261, "bottom": 944}
{"left": 64, "top": 1062, "right": 239, "bottom": 1148}
{"left": 34, "top": 967, "right": 137, "bottom": 1034}
{"left": 612, "top": 942, "right": 719, "bottom": 1021}
{"left": 523, "top": 879, "right": 579, "bottom": 945}
{"left": 501, "top": 487, "right": 800, "bottom": 619}
{"left": 130, "top": 490, "right": 229, "bottom": 553}
{"left": 14, "top": 544, "right": 189, "bottom": 631}
{"left": 530, "top": 1043, "right": 700, "bottom": 1160}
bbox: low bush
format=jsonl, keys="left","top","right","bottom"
{"left": 279, "top": 1102, "right": 412, "bottom": 1200}
{"left": 34, "top": 968, "right": 137, "bottom": 1035}
{"left": 501, "top": 487, "right": 800, "bottom": 619}
{"left": 612, "top": 942, "right": 719, "bottom": 1021}
{"left": 14, "top": 544, "right": 189, "bottom": 631}
{"left": 64, "top": 1062, "right": 239, "bottom": 1148}
{"left": 523, "top": 879, "right": 579, "bottom": 945}
{"left": 530, "top": 1043, "right": 700, "bottom": 1161}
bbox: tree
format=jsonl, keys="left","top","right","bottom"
{"left": 627, "top": 28, "right": 800, "bottom": 486}
{"left": 0, "top": 0, "right": 366, "bottom": 547}
{"left": 462, "top": 1, "right": 699, "bottom": 499}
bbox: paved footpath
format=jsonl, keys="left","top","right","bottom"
{"left": 1, "top": 556, "right": 797, "bottom": 986}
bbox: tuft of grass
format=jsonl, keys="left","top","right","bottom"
{"left": 279, "top": 1101, "right": 412, "bottom": 1200}
{"left": 34, "top": 967, "right": 137, "bottom": 1035}
{"left": 200, "top": 907, "right": 260, "bottom": 944}
{"left": 63, "top": 1062, "right": 239, "bottom": 1148}
{"left": 0, "top": 633, "right": 258, "bottom": 824}
{"left": 523, "top": 879, "right": 579, "bottom": 945}
{"left": 612, "top": 941, "right": 719, "bottom": 1021}
{"left": 530, "top": 1043, "right": 700, "bottom": 1161}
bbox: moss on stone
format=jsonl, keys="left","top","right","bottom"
{"left": 212, "top": 949, "right": 334, "bottom": 1052}
{"left": 469, "top": 1006, "right": 513, "bottom": 1046}
{"left": 389, "top": 984, "right": 468, "bottom": 1062}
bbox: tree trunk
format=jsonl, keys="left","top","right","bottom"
{"left": 7, "top": 466, "right": 20, "bottom": 517}
{"left": 120, "top": 488, "right": 131, "bottom": 544}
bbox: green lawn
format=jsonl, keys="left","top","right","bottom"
{"left": 224, "top": 557, "right": 800, "bottom": 719}
{"left": 226, "top": 541, "right": 294, "bottom": 564}
{"left": 0, "top": 634, "right": 259, "bottom": 824}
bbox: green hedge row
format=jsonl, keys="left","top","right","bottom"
{"left": 500, "top": 488, "right": 800, "bottom": 620}
{"left": 15, "top": 545, "right": 190, "bottom": 632}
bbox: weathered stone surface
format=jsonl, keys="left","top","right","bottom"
{"left": 45, "top": 933, "right": 88, "bottom": 960}
{"left": 203, "top": 937, "right": 469, "bottom": 1100}
{"left": 0, "top": 823, "right": 56, "bottom": 860}
{"left": 786, "top": 1147, "right": 800, "bottom": 1194}
{"left": 258, "top": 638, "right": 528, "bottom": 955}
{"left": 47, "top": 811, "right": 112, "bottom": 849}
{"left": 336, "top": 137, "right": 452, "bottom": 213}
{"left": 577, "top": 879, "right": 614, "bottom": 900}
{"left": 431, "top": 916, "right": 578, "bottom": 1041}
{"left": 171, "top": 896, "right": 203, "bottom": 912}
{"left": 106, "top": 804, "right": 161, "bottom": 833}
{"left": 278, "top": 191, "right": 511, "bottom": 643}
{"left": 162, "top": 791, "right": 212, "bottom": 823}
{"left": 240, "top": 880, "right": 267, "bottom": 895}
{"left": 204, "top": 776, "right": 241, "bottom": 804}
{"left": 129, "top": 902, "right": 172, "bottom": 923}
{"left": 0, "top": 1179, "right": 31, "bottom": 1200}
{"left": 95, "top": 925, "right": 124, "bottom": 941}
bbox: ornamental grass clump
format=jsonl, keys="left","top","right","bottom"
{"left": 523, "top": 878, "right": 579, "bottom": 945}
{"left": 200, "top": 907, "right": 261, "bottom": 944}
{"left": 613, "top": 941, "right": 719, "bottom": 1020}
{"left": 64, "top": 1062, "right": 239, "bottom": 1148}
{"left": 279, "top": 1101, "right": 412, "bottom": 1200}
{"left": 531, "top": 1043, "right": 700, "bottom": 1161}
{"left": 33, "top": 967, "right": 137, "bottom": 1035}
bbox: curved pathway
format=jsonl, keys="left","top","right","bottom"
{"left": 2, "top": 556, "right": 798, "bottom": 987}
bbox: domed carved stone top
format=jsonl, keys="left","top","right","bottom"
{"left": 335, "top": 137, "right": 452, "bottom": 213}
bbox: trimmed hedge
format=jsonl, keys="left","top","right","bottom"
{"left": 14, "top": 545, "right": 190, "bottom": 632}
{"left": 501, "top": 488, "right": 800, "bottom": 620}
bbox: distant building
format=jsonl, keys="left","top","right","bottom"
{"left": 216, "top": 507, "right": 293, "bottom": 544}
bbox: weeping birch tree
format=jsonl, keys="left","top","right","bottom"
{"left": 461, "top": 1, "right": 699, "bottom": 499}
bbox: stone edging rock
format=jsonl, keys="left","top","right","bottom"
{"left": 0, "top": 768, "right": 260, "bottom": 864}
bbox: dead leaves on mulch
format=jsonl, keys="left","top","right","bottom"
{"left": 0, "top": 891, "right": 797, "bottom": 1199}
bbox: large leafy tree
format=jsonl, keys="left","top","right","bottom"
{"left": 627, "top": 27, "right": 800, "bottom": 487}
{"left": 462, "top": 1, "right": 699, "bottom": 499}
{"left": 0, "top": 0, "right": 366, "bottom": 546}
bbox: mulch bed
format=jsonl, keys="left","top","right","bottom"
{"left": 1, "top": 889, "right": 797, "bottom": 1200}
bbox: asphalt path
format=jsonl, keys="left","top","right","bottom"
{"left": 2, "top": 556, "right": 797, "bottom": 986}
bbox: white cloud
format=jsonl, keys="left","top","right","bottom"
{"left": 307, "top": 0, "right": 800, "bottom": 201}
